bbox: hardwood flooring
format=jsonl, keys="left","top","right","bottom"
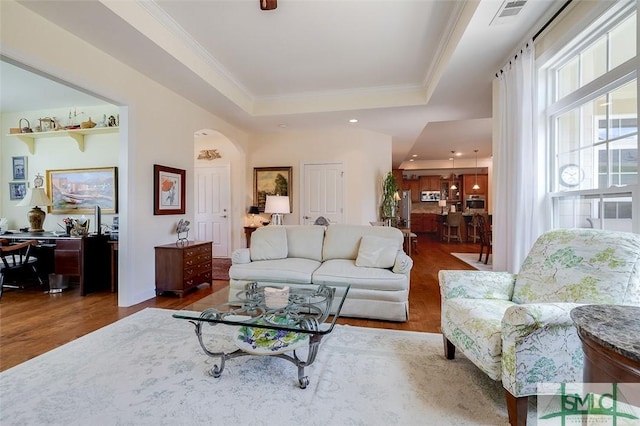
{"left": 0, "top": 233, "right": 480, "bottom": 372}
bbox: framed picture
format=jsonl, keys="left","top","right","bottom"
{"left": 253, "top": 166, "right": 292, "bottom": 212}
{"left": 9, "top": 182, "right": 27, "bottom": 200}
{"left": 12, "top": 156, "right": 27, "bottom": 180}
{"left": 154, "top": 164, "right": 186, "bottom": 215}
{"left": 46, "top": 167, "right": 118, "bottom": 214}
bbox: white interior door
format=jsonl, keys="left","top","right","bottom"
{"left": 302, "top": 162, "right": 344, "bottom": 224}
{"left": 194, "top": 165, "right": 230, "bottom": 257}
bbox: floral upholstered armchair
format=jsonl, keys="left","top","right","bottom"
{"left": 439, "top": 229, "right": 640, "bottom": 425}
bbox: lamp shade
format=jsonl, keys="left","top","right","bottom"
{"left": 264, "top": 195, "right": 290, "bottom": 214}
{"left": 17, "top": 188, "right": 53, "bottom": 207}
{"left": 438, "top": 200, "right": 447, "bottom": 207}
{"left": 248, "top": 205, "right": 260, "bottom": 215}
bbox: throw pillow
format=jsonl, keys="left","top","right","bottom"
{"left": 355, "top": 235, "right": 399, "bottom": 268}
{"left": 250, "top": 227, "right": 288, "bottom": 261}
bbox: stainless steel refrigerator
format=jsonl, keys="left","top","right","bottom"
{"left": 398, "top": 190, "right": 411, "bottom": 228}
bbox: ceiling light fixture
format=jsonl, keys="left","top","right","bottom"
{"left": 349, "top": 119, "right": 358, "bottom": 123}
{"left": 473, "top": 149, "right": 480, "bottom": 190}
{"left": 450, "top": 151, "right": 457, "bottom": 190}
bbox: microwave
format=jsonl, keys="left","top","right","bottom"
{"left": 465, "top": 195, "right": 486, "bottom": 210}
{"left": 421, "top": 191, "right": 440, "bottom": 202}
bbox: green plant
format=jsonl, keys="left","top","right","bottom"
{"left": 381, "top": 171, "right": 399, "bottom": 221}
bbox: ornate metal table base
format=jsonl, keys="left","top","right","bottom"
{"left": 189, "top": 320, "right": 324, "bottom": 388}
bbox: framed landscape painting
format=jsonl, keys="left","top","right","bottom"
{"left": 47, "top": 167, "right": 118, "bottom": 214}
{"left": 154, "top": 164, "right": 186, "bottom": 215}
{"left": 253, "top": 166, "right": 292, "bottom": 212}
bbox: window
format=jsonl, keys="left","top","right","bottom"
{"left": 542, "top": 1, "right": 637, "bottom": 233}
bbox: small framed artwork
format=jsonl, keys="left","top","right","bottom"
{"left": 9, "top": 182, "right": 27, "bottom": 200}
{"left": 154, "top": 164, "right": 186, "bottom": 215}
{"left": 253, "top": 166, "right": 292, "bottom": 212}
{"left": 12, "top": 156, "right": 27, "bottom": 180}
{"left": 47, "top": 167, "right": 118, "bottom": 214}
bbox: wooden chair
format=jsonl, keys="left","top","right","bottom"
{"left": 442, "top": 212, "right": 463, "bottom": 243}
{"left": 475, "top": 213, "right": 492, "bottom": 264}
{"left": 0, "top": 239, "right": 43, "bottom": 300}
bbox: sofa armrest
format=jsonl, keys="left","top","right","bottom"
{"left": 231, "top": 248, "right": 251, "bottom": 264}
{"left": 439, "top": 270, "right": 515, "bottom": 301}
{"left": 392, "top": 251, "right": 413, "bottom": 274}
{"left": 501, "top": 303, "right": 585, "bottom": 396}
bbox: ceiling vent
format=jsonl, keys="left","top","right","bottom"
{"left": 490, "top": 0, "right": 528, "bottom": 25}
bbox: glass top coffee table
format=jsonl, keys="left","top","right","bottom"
{"left": 173, "top": 282, "right": 349, "bottom": 388}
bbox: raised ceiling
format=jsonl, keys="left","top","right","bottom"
{"left": 3, "top": 0, "right": 565, "bottom": 169}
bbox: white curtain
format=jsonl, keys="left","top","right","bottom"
{"left": 493, "top": 41, "right": 546, "bottom": 273}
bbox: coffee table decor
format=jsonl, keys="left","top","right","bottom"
{"left": 173, "top": 282, "right": 349, "bottom": 388}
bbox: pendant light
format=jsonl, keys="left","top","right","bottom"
{"left": 473, "top": 149, "right": 480, "bottom": 190}
{"left": 449, "top": 151, "right": 457, "bottom": 190}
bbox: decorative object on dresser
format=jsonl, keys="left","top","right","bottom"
{"left": 247, "top": 205, "right": 260, "bottom": 226}
{"left": 155, "top": 241, "right": 212, "bottom": 297}
{"left": 176, "top": 219, "right": 190, "bottom": 243}
{"left": 153, "top": 164, "right": 186, "bottom": 215}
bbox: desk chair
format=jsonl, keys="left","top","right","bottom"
{"left": 443, "top": 212, "right": 463, "bottom": 243}
{"left": 0, "top": 239, "right": 43, "bottom": 300}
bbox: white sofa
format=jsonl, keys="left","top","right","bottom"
{"left": 229, "top": 224, "right": 413, "bottom": 321}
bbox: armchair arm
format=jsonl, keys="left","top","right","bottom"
{"left": 231, "top": 248, "right": 251, "bottom": 265}
{"left": 501, "top": 303, "right": 585, "bottom": 397}
{"left": 438, "top": 270, "right": 515, "bottom": 301}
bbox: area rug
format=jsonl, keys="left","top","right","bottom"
{"left": 451, "top": 252, "right": 493, "bottom": 271}
{"left": 0, "top": 308, "right": 534, "bottom": 425}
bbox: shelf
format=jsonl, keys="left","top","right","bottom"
{"left": 6, "top": 127, "right": 119, "bottom": 154}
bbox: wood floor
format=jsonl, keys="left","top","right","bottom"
{"left": 0, "top": 233, "right": 481, "bottom": 372}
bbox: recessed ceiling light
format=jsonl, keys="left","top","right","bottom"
{"left": 412, "top": 154, "right": 418, "bottom": 157}
{"left": 349, "top": 119, "right": 358, "bottom": 123}
{"left": 456, "top": 152, "right": 462, "bottom": 156}
{"left": 409, "top": 158, "right": 415, "bottom": 162}
{"left": 278, "top": 124, "right": 288, "bottom": 128}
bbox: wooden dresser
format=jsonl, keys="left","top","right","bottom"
{"left": 154, "top": 240, "right": 212, "bottom": 297}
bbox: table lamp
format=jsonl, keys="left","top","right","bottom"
{"left": 248, "top": 205, "right": 260, "bottom": 227}
{"left": 438, "top": 200, "right": 447, "bottom": 214}
{"left": 264, "top": 195, "right": 290, "bottom": 225}
{"left": 16, "top": 174, "right": 53, "bottom": 232}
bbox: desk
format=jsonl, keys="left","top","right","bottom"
{"left": 109, "top": 240, "right": 118, "bottom": 292}
{"left": 1, "top": 232, "right": 110, "bottom": 295}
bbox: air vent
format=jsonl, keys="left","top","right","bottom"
{"left": 490, "top": 0, "right": 528, "bottom": 25}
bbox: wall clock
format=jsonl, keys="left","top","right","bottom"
{"left": 559, "top": 164, "right": 584, "bottom": 187}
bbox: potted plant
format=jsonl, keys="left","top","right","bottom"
{"left": 381, "top": 172, "right": 399, "bottom": 226}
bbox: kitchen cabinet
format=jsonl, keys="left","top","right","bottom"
{"left": 424, "top": 214, "right": 437, "bottom": 233}
{"left": 407, "top": 180, "right": 420, "bottom": 202}
{"left": 463, "top": 174, "right": 488, "bottom": 197}
{"left": 410, "top": 214, "right": 424, "bottom": 232}
{"left": 420, "top": 176, "right": 440, "bottom": 192}
{"left": 440, "top": 178, "right": 461, "bottom": 202}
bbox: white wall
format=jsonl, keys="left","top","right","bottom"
{"left": 248, "top": 128, "right": 392, "bottom": 225}
{"left": 1, "top": 0, "right": 249, "bottom": 307}
{"left": 1, "top": 105, "right": 119, "bottom": 230}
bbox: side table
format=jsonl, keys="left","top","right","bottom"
{"left": 244, "top": 226, "right": 258, "bottom": 248}
{"left": 570, "top": 305, "right": 640, "bottom": 408}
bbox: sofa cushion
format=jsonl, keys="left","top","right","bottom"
{"left": 323, "top": 224, "right": 403, "bottom": 261}
{"left": 250, "top": 227, "right": 288, "bottom": 261}
{"left": 230, "top": 258, "right": 320, "bottom": 284}
{"left": 285, "top": 225, "right": 325, "bottom": 261}
{"left": 355, "top": 235, "right": 398, "bottom": 268}
{"left": 513, "top": 229, "right": 640, "bottom": 304}
{"left": 313, "top": 259, "right": 407, "bottom": 291}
